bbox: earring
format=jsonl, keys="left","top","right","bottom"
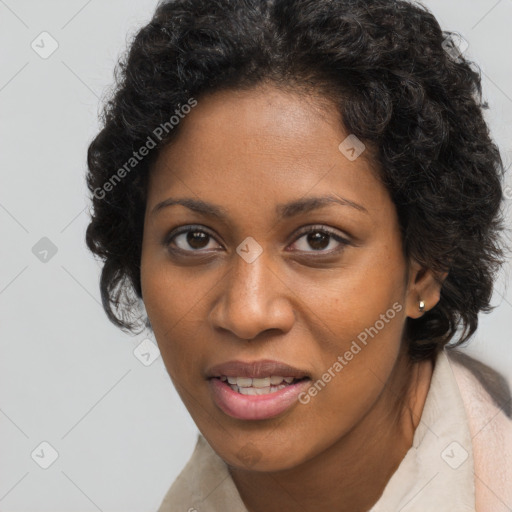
{"left": 418, "top": 300, "right": 426, "bottom": 313}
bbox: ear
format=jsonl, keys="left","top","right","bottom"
{"left": 405, "top": 260, "right": 448, "bottom": 319}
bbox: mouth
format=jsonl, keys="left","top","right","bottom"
{"left": 206, "top": 360, "right": 312, "bottom": 420}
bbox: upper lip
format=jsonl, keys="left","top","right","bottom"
{"left": 206, "top": 360, "right": 311, "bottom": 380}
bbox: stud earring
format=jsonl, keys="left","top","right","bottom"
{"left": 418, "top": 300, "right": 426, "bottom": 313}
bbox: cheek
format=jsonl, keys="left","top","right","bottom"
{"left": 140, "top": 241, "right": 213, "bottom": 329}
{"left": 299, "top": 242, "right": 407, "bottom": 414}
{"left": 140, "top": 250, "right": 199, "bottom": 369}
{"left": 300, "top": 242, "right": 406, "bottom": 349}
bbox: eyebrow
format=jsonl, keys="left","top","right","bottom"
{"left": 151, "top": 194, "right": 369, "bottom": 219}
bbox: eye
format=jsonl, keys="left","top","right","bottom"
{"left": 290, "top": 225, "right": 350, "bottom": 254}
{"left": 164, "top": 225, "right": 222, "bottom": 253}
{"left": 164, "top": 224, "right": 350, "bottom": 255}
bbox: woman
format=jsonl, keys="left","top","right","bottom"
{"left": 85, "top": 0, "right": 511, "bottom": 510}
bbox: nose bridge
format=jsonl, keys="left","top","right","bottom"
{"left": 210, "top": 247, "right": 294, "bottom": 340}
{"left": 230, "top": 250, "right": 265, "bottom": 300}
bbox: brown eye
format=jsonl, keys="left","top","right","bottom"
{"left": 305, "top": 231, "right": 330, "bottom": 250}
{"left": 165, "top": 225, "right": 222, "bottom": 252}
{"left": 291, "top": 226, "right": 350, "bottom": 254}
{"left": 186, "top": 231, "right": 209, "bottom": 249}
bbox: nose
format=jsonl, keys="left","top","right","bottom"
{"left": 208, "top": 250, "right": 296, "bottom": 341}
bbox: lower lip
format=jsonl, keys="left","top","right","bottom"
{"left": 209, "top": 378, "right": 311, "bottom": 420}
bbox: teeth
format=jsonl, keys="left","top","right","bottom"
{"left": 222, "top": 376, "right": 296, "bottom": 387}
{"left": 219, "top": 375, "right": 302, "bottom": 395}
{"left": 251, "top": 377, "right": 271, "bottom": 388}
{"left": 236, "top": 377, "right": 253, "bottom": 388}
{"left": 239, "top": 386, "right": 271, "bottom": 395}
{"left": 237, "top": 384, "right": 288, "bottom": 395}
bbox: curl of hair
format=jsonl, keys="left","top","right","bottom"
{"left": 86, "top": 0, "right": 506, "bottom": 361}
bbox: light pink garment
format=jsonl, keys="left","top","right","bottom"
{"left": 449, "top": 352, "right": 512, "bottom": 512}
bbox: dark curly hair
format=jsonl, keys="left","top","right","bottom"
{"left": 85, "top": 0, "right": 506, "bottom": 361}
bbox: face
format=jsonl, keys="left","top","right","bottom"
{"left": 140, "top": 83, "right": 435, "bottom": 472}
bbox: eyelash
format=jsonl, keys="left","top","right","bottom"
{"left": 163, "top": 224, "right": 350, "bottom": 256}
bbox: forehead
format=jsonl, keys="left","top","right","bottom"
{"left": 148, "top": 84, "right": 391, "bottom": 221}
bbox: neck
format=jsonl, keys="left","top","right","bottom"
{"left": 229, "top": 349, "right": 435, "bottom": 512}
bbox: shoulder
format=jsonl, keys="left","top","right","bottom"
{"left": 445, "top": 348, "right": 512, "bottom": 511}
{"left": 446, "top": 348, "right": 511, "bottom": 417}
{"left": 156, "top": 435, "right": 205, "bottom": 511}
{"left": 156, "top": 434, "right": 247, "bottom": 512}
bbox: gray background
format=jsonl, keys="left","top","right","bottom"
{"left": 1, "top": 1, "right": 511, "bottom": 510}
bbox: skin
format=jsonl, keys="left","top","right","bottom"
{"left": 140, "top": 82, "right": 445, "bottom": 512}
